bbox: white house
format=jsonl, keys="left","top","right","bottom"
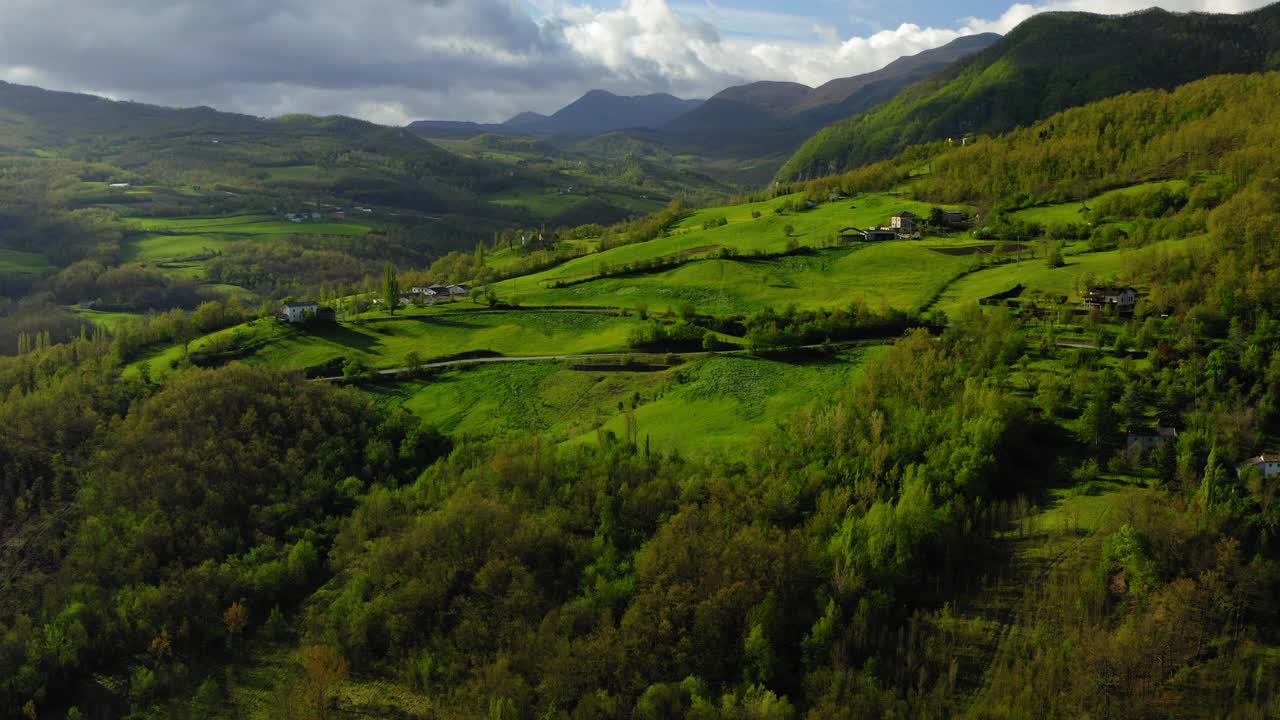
{"left": 1083, "top": 286, "right": 1138, "bottom": 312}
{"left": 109, "top": 182, "right": 131, "bottom": 189}
{"left": 281, "top": 301, "right": 320, "bottom": 323}
{"left": 1238, "top": 454, "right": 1280, "bottom": 479}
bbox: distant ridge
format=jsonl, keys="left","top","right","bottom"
{"left": 410, "top": 91, "right": 703, "bottom": 138}
{"left": 780, "top": 4, "right": 1280, "bottom": 180}
{"left": 663, "top": 34, "right": 1000, "bottom": 135}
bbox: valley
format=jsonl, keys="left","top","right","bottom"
{"left": 2, "top": 6, "right": 1280, "bottom": 719}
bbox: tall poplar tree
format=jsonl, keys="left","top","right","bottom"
{"left": 383, "top": 262, "right": 398, "bottom": 315}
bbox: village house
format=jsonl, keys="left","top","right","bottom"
{"left": 447, "top": 284, "right": 472, "bottom": 297}
{"left": 890, "top": 211, "right": 918, "bottom": 233}
{"left": 1083, "top": 285, "right": 1138, "bottom": 312}
{"left": 840, "top": 227, "right": 898, "bottom": 242}
{"left": 1127, "top": 427, "right": 1178, "bottom": 453}
{"left": 1238, "top": 454, "right": 1280, "bottom": 479}
{"left": 942, "top": 210, "right": 966, "bottom": 224}
{"left": 108, "top": 182, "right": 131, "bottom": 189}
{"left": 281, "top": 301, "right": 320, "bottom": 323}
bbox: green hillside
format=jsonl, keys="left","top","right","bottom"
{"left": 6, "top": 51, "right": 1280, "bottom": 720}
{"left": 780, "top": 5, "right": 1280, "bottom": 180}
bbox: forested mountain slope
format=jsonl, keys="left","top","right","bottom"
{"left": 779, "top": 4, "right": 1280, "bottom": 180}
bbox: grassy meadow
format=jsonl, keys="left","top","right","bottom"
{"left": 366, "top": 345, "right": 887, "bottom": 452}
{"left": 567, "top": 347, "right": 888, "bottom": 453}
{"left": 122, "top": 213, "right": 372, "bottom": 266}
{"left": 491, "top": 191, "right": 974, "bottom": 311}
{"left": 0, "top": 248, "right": 53, "bottom": 276}
{"left": 124, "top": 309, "right": 651, "bottom": 380}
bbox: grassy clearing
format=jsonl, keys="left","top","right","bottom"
{"left": 0, "top": 248, "right": 53, "bottom": 275}
{"left": 1009, "top": 180, "right": 1188, "bottom": 226}
{"left": 566, "top": 347, "right": 889, "bottom": 454}
{"left": 368, "top": 361, "right": 675, "bottom": 442}
{"left": 487, "top": 189, "right": 586, "bottom": 217}
{"left": 74, "top": 309, "right": 143, "bottom": 331}
{"left": 503, "top": 242, "right": 971, "bottom": 315}
{"left": 121, "top": 213, "right": 373, "bottom": 278}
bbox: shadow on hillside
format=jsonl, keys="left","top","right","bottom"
{"left": 302, "top": 324, "right": 379, "bottom": 352}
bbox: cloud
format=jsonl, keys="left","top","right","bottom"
{"left": 0, "top": 0, "right": 1273, "bottom": 124}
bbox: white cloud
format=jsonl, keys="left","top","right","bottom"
{"left": 0, "top": 0, "right": 1272, "bottom": 123}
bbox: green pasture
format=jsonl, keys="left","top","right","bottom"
{"left": 566, "top": 347, "right": 889, "bottom": 454}
{"left": 74, "top": 309, "right": 143, "bottom": 331}
{"left": 369, "top": 361, "right": 675, "bottom": 442}
{"left": 0, "top": 248, "right": 53, "bottom": 275}
{"left": 125, "top": 310, "right": 652, "bottom": 380}
{"left": 487, "top": 189, "right": 586, "bottom": 218}
{"left": 122, "top": 213, "right": 373, "bottom": 281}
{"left": 1009, "top": 180, "right": 1188, "bottom": 226}
{"left": 933, "top": 237, "right": 1192, "bottom": 318}
{"left": 499, "top": 241, "right": 972, "bottom": 315}
{"left": 492, "top": 192, "right": 969, "bottom": 296}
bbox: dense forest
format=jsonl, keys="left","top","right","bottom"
{"left": 4, "top": 9, "right": 1280, "bottom": 717}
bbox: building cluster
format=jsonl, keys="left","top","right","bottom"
{"left": 404, "top": 283, "right": 471, "bottom": 306}
{"left": 838, "top": 210, "right": 965, "bottom": 243}
{"left": 283, "top": 206, "right": 374, "bottom": 223}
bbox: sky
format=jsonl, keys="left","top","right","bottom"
{"left": 0, "top": 0, "right": 1272, "bottom": 126}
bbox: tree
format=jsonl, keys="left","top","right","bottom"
{"left": 784, "top": 224, "right": 795, "bottom": 237}
{"left": 404, "top": 350, "right": 424, "bottom": 374}
{"left": 1079, "top": 396, "right": 1115, "bottom": 448}
{"left": 292, "top": 645, "right": 350, "bottom": 720}
{"left": 382, "top": 262, "right": 399, "bottom": 315}
{"left": 1046, "top": 241, "right": 1065, "bottom": 268}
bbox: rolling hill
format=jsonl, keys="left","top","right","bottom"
{"left": 779, "top": 4, "right": 1280, "bottom": 180}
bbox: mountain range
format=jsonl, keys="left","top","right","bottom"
{"left": 408, "top": 91, "right": 705, "bottom": 138}
{"left": 409, "top": 34, "right": 999, "bottom": 144}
